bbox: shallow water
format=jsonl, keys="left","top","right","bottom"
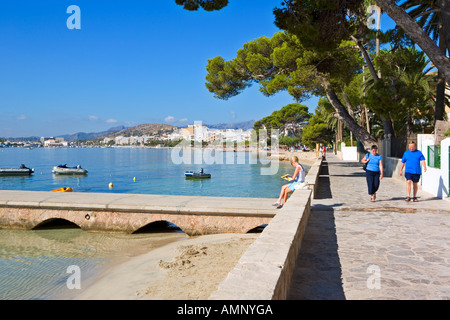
{"left": 0, "top": 227, "right": 187, "bottom": 300}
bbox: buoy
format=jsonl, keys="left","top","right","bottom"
{"left": 133, "top": 177, "right": 136, "bottom": 181}
{"left": 109, "top": 182, "right": 113, "bottom": 188}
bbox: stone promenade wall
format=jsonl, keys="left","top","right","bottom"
{"left": 209, "top": 158, "right": 323, "bottom": 300}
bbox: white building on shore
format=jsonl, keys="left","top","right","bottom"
{"left": 41, "top": 137, "right": 69, "bottom": 147}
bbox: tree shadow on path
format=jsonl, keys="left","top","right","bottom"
{"left": 288, "top": 160, "right": 346, "bottom": 300}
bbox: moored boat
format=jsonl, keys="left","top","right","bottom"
{"left": 52, "top": 164, "right": 88, "bottom": 175}
{"left": 185, "top": 169, "right": 211, "bottom": 179}
{"left": 0, "top": 164, "right": 34, "bottom": 176}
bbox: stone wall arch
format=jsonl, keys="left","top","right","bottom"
{"left": 32, "top": 217, "right": 82, "bottom": 230}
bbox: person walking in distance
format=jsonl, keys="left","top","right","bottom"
{"left": 399, "top": 141, "right": 427, "bottom": 202}
{"left": 361, "top": 145, "right": 383, "bottom": 202}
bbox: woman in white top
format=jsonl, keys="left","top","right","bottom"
{"left": 273, "top": 156, "right": 305, "bottom": 209}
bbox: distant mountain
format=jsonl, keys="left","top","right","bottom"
{"left": 205, "top": 120, "right": 255, "bottom": 130}
{"left": 59, "top": 126, "right": 127, "bottom": 142}
{"left": 2, "top": 136, "right": 41, "bottom": 142}
{"left": 93, "top": 123, "right": 178, "bottom": 141}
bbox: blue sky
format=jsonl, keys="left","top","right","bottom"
{"left": 0, "top": 1, "right": 395, "bottom": 137}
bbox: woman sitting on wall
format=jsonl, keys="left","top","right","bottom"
{"left": 272, "top": 156, "right": 305, "bottom": 209}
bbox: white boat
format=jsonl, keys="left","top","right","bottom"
{"left": 52, "top": 164, "right": 88, "bottom": 175}
{"left": 0, "top": 164, "right": 34, "bottom": 176}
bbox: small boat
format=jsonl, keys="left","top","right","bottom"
{"left": 51, "top": 187, "right": 73, "bottom": 192}
{"left": 185, "top": 169, "right": 211, "bottom": 179}
{"left": 52, "top": 164, "right": 88, "bottom": 175}
{"left": 0, "top": 164, "right": 34, "bottom": 176}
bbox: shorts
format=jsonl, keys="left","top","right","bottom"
{"left": 288, "top": 182, "right": 296, "bottom": 191}
{"left": 405, "top": 172, "right": 421, "bottom": 183}
{"left": 288, "top": 181, "right": 307, "bottom": 192}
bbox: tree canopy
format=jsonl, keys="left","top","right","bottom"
{"left": 177, "top": 0, "right": 449, "bottom": 149}
{"left": 205, "top": 31, "right": 378, "bottom": 148}
{"left": 253, "top": 103, "right": 310, "bottom": 133}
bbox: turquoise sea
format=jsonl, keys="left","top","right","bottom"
{"left": 0, "top": 147, "right": 308, "bottom": 300}
{"left": 0, "top": 147, "right": 301, "bottom": 197}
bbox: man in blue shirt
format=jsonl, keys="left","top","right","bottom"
{"left": 400, "top": 141, "right": 427, "bottom": 202}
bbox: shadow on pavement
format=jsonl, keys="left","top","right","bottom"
{"left": 288, "top": 160, "right": 346, "bottom": 300}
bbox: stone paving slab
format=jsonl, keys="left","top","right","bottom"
{"left": 288, "top": 153, "right": 450, "bottom": 300}
{"left": 0, "top": 190, "right": 278, "bottom": 217}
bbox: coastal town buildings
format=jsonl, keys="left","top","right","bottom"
{"left": 40, "top": 137, "right": 69, "bottom": 147}
{"left": 100, "top": 122, "right": 254, "bottom": 146}
{"left": 166, "top": 123, "right": 253, "bottom": 145}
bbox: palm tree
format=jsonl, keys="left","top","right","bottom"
{"left": 400, "top": 0, "right": 448, "bottom": 122}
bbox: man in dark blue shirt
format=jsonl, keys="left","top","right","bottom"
{"left": 400, "top": 141, "right": 427, "bottom": 202}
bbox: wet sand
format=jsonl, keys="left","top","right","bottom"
{"left": 74, "top": 233, "right": 258, "bottom": 300}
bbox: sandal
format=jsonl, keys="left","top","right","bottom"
{"left": 413, "top": 197, "right": 418, "bottom": 202}
{"left": 405, "top": 197, "right": 411, "bottom": 201}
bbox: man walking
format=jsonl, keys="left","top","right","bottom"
{"left": 399, "top": 141, "right": 427, "bottom": 202}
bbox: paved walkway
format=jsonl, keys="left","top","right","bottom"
{"left": 288, "top": 153, "right": 450, "bottom": 300}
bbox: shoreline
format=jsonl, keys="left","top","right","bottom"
{"left": 73, "top": 233, "right": 258, "bottom": 300}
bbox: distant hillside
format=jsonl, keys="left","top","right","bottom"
{"left": 205, "top": 120, "right": 255, "bottom": 130}
{"left": 60, "top": 126, "right": 127, "bottom": 142}
{"left": 94, "top": 123, "right": 178, "bottom": 140}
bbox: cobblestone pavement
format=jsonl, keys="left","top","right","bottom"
{"left": 288, "top": 153, "right": 450, "bottom": 300}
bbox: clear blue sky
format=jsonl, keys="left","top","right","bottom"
{"left": 0, "top": 1, "right": 395, "bottom": 137}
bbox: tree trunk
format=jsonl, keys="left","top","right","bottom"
{"left": 322, "top": 80, "right": 377, "bottom": 149}
{"left": 435, "top": 25, "right": 447, "bottom": 122}
{"left": 351, "top": 35, "right": 379, "bottom": 81}
{"left": 440, "top": 0, "right": 450, "bottom": 52}
{"left": 351, "top": 35, "right": 395, "bottom": 138}
{"left": 376, "top": 0, "right": 450, "bottom": 80}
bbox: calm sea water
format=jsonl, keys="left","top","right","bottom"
{"left": 0, "top": 147, "right": 301, "bottom": 197}
{"left": 0, "top": 147, "right": 307, "bottom": 300}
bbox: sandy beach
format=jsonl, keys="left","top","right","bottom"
{"left": 267, "top": 150, "right": 320, "bottom": 165}
{"left": 74, "top": 233, "right": 258, "bottom": 300}
{"left": 72, "top": 151, "right": 317, "bottom": 300}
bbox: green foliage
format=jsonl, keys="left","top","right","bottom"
{"left": 273, "top": 0, "right": 366, "bottom": 51}
{"left": 301, "top": 103, "right": 334, "bottom": 148}
{"left": 253, "top": 103, "right": 310, "bottom": 132}
{"left": 175, "top": 0, "right": 228, "bottom": 11}
{"left": 205, "top": 32, "right": 363, "bottom": 102}
{"left": 302, "top": 121, "right": 333, "bottom": 148}
{"left": 364, "top": 47, "right": 434, "bottom": 135}
{"left": 279, "top": 135, "right": 300, "bottom": 147}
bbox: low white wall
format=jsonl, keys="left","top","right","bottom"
{"left": 418, "top": 135, "right": 449, "bottom": 199}
{"left": 422, "top": 167, "right": 447, "bottom": 199}
{"left": 384, "top": 135, "right": 450, "bottom": 199}
{"left": 342, "top": 146, "right": 357, "bottom": 161}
